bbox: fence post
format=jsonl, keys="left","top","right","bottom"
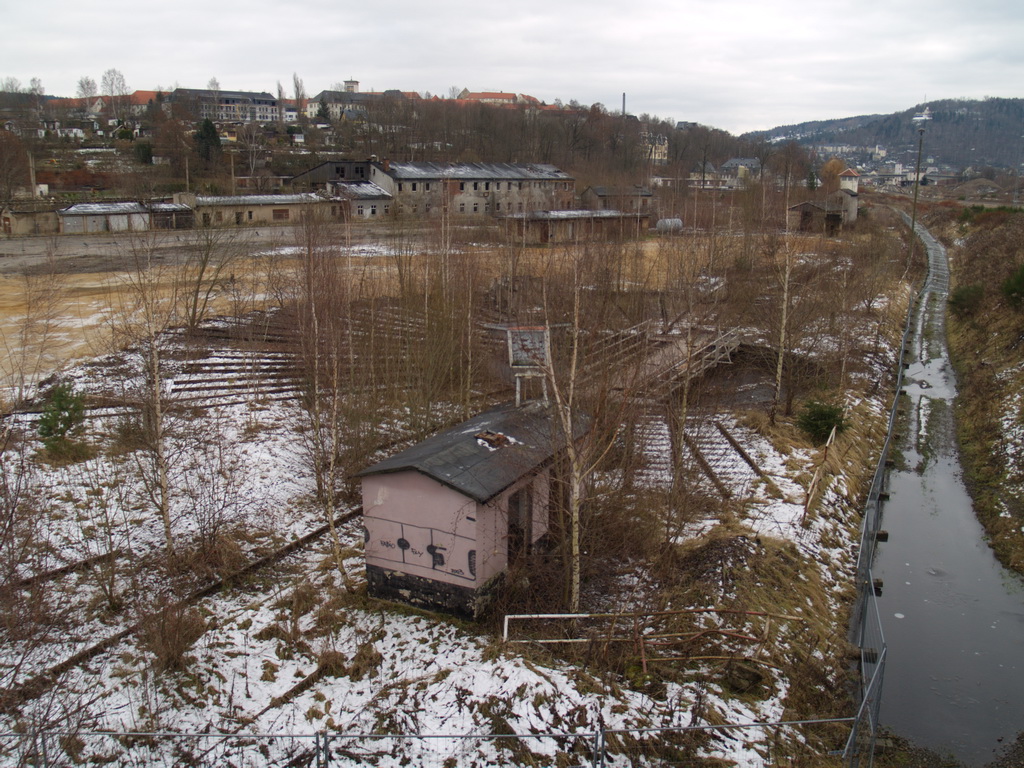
{"left": 321, "top": 730, "right": 330, "bottom": 768}
{"left": 592, "top": 729, "right": 604, "bottom": 768}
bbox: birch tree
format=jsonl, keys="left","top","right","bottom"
{"left": 110, "top": 232, "right": 181, "bottom": 558}
{"left": 540, "top": 242, "right": 647, "bottom": 612}
{"left": 769, "top": 238, "right": 793, "bottom": 425}
{"left": 293, "top": 208, "right": 360, "bottom": 590}
{"left": 101, "top": 68, "right": 129, "bottom": 122}
{"left": 75, "top": 76, "right": 97, "bottom": 102}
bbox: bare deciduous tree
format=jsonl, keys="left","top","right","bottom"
{"left": 101, "top": 68, "right": 129, "bottom": 122}
{"left": 109, "top": 232, "right": 181, "bottom": 558}
{"left": 293, "top": 209, "right": 359, "bottom": 590}
{"left": 76, "top": 76, "right": 97, "bottom": 102}
{"left": 179, "top": 225, "right": 251, "bottom": 331}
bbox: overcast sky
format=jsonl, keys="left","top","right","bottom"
{"left": 3, "top": 0, "right": 1022, "bottom": 135}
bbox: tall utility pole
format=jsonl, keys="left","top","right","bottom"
{"left": 27, "top": 151, "right": 37, "bottom": 198}
{"left": 1015, "top": 119, "right": 1023, "bottom": 208}
{"left": 908, "top": 107, "right": 931, "bottom": 273}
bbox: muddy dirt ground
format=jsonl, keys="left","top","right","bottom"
{"left": 0, "top": 226, "right": 395, "bottom": 388}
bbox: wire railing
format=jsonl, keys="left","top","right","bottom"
{"left": 844, "top": 213, "right": 943, "bottom": 766}
{"left": 1, "top": 721, "right": 857, "bottom": 768}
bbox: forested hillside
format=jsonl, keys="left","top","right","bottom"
{"left": 747, "top": 97, "right": 1024, "bottom": 169}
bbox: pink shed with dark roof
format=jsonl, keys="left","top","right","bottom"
{"left": 358, "top": 402, "right": 587, "bottom": 615}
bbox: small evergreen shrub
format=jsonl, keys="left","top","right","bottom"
{"left": 1001, "top": 264, "right": 1024, "bottom": 309}
{"left": 948, "top": 284, "right": 984, "bottom": 318}
{"left": 797, "top": 401, "right": 846, "bottom": 445}
{"left": 37, "top": 383, "right": 87, "bottom": 459}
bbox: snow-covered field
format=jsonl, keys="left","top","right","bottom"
{"left": 0, "top": 311, "right": 893, "bottom": 767}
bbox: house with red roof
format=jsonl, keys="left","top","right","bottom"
{"left": 458, "top": 90, "right": 519, "bottom": 105}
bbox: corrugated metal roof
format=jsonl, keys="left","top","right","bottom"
{"left": 505, "top": 210, "right": 634, "bottom": 220}
{"left": 380, "top": 162, "right": 572, "bottom": 181}
{"left": 149, "top": 202, "right": 192, "bottom": 212}
{"left": 195, "top": 193, "right": 323, "bottom": 206}
{"left": 357, "top": 402, "right": 589, "bottom": 503}
{"left": 333, "top": 181, "right": 392, "bottom": 200}
{"left": 60, "top": 202, "right": 148, "bottom": 215}
{"left": 586, "top": 186, "right": 652, "bottom": 197}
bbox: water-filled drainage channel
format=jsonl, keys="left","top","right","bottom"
{"left": 873, "top": 225, "right": 1024, "bottom": 764}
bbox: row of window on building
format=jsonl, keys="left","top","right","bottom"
{"left": 394, "top": 180, "right": 571, "bottom": 193}
{"left": 364, "top": 200, "right": 545, "bottom": 217}
{"left": 197, "top": 201, "right": 544, "bottom": 223}
{"left": 201, "top": 209, "right": 293, "bottom": 225}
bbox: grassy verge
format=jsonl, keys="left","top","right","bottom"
{"left": 940, "top": 209, "right": 1024, "bottom": 575}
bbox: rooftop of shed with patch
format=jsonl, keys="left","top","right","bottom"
{"left": 357, "top": 402, "right": 587, "bottom": 503}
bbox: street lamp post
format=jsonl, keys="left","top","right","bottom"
{"left": 1015, "top": 125, "right": 1023, "bottom": 208}
{"left": 908, "top": 107, "right": 931, "bottom": 272}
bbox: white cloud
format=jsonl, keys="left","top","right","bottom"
{"left": 2, "top": 0, "right": 1022, "bottom": 134}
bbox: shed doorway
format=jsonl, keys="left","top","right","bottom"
{"left": 508, "top": 486, "right": 533, "bottom": 563}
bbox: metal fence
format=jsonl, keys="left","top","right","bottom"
{"left": 844, "top": 215, "right": 943, "bottom": 766}
{"left": 2, "top": 720, "right": 858, "bottom": 768}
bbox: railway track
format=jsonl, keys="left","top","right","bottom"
{"left": 1, "top": 389, "right": 508, "bottom": 715}
{"left": 1, "top": 509, "right": 362, "bottom": 714}
{"left": 5, "top": 302, "right": 700, "bottom": 715}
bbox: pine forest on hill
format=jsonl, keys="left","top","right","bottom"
{"left": 746, "top": 97, "right": 1024, "bottom": 169}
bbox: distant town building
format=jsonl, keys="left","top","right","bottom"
{"left": 640, "top": 131, "right": 669, "bottom": 165}
{"left": 291, "top": 160, "right": 574, "bottom": 217}
{"left": 304, "top": 90, "right": 375, "bottom": 121}
{"left": 503, "top": 209, "right": 651, "bottom": 244}
{"left": 169, "top": 88, "right": 278, "bottom": 124}
{"left": 719, "top": 157, "right": 762, "bottom": 179}
{"left": 174, "top": 192, "right": 334, "bottom": 226}
{"left": 580, "top": 185, "right": 653, "bottom": 212}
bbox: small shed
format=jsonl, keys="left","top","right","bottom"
{"left": 58, "top": 202, "right": 150, "bottom": 234}
{"left": 149, "top": 202, "right": 194, "bottom": 230}
{"left": 503, "top": 210, "right": 650, "bottom": 244}
{"left": 358, "top": 402, "right": 586, "bottom": 615}
{"left": 1, "top": 203, "right": 61, "bottom": 236}
{"left": 788, "top": 189, "right": 857, "bottom": 235}
{"left": 580, "top": 185, "right": 653, "bottom": 212}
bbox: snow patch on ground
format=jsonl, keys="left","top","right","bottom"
{"left": 0, "top": 316, "right": 894, "bottom": 766}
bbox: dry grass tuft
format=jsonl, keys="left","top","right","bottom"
{"left": 140, "top": 602, "right": 207, "bottom": 673}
